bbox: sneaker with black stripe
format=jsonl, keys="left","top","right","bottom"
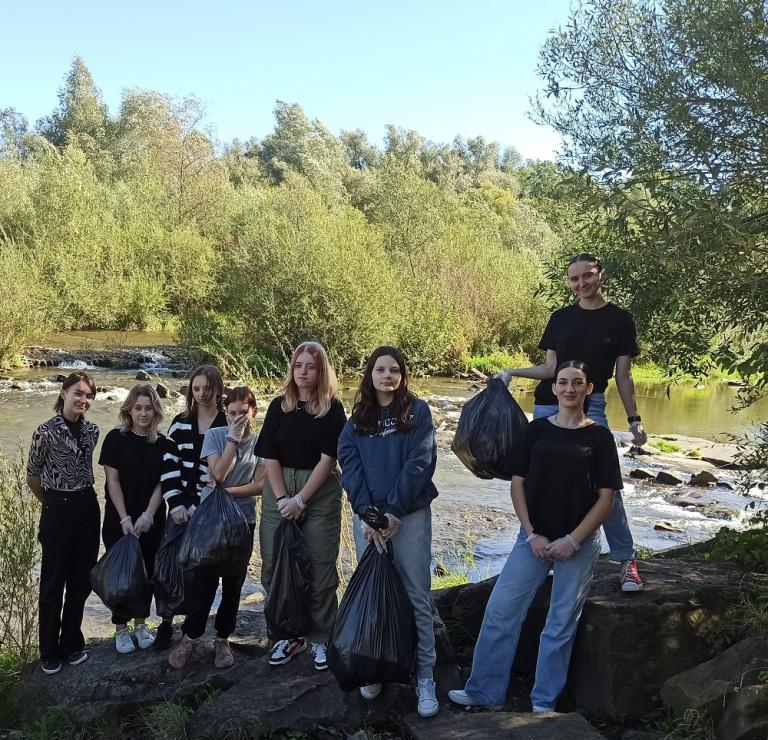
{"left": 269, "top": 638, "right": 307, "bottom": 666}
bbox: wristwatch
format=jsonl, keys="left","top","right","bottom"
{"left": 627, "top": 415, "right": 642, "bottom": 424}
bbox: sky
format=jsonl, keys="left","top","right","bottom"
{"left": 2, "top": 0, "right": 572, "bottom": 161}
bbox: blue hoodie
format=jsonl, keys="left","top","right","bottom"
{"left": 337, "top": 398, "right": 439, "bottom": 519}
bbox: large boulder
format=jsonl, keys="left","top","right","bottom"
{"left": 717, "top": 683, "right": 768, "bottom": 740}
{"left": 660, "top": 634, "right": 768, "bottom": 723}
{"left": 403, "top": 710, "right": 605, "bottom": 739}
{"left": 433, "top": 559, "right": 767, "bottom": 720}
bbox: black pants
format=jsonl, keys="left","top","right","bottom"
{"left": 102, "top": 507, "right": 165, "bottom": 625}
{"left": 38, "top": 489, "right": 101, "bottom": 662}
{"left": 181, "top": 524, "right": 255, "bottom": 640}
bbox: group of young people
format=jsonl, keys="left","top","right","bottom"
{"left": 26, "top": 252, "right": 647, "bottom": 716}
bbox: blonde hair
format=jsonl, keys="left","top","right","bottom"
{"left": 119, "top": 384, "right": 164, "bottom": 443}
{"left": 281, "top": 342, "right": 338, "bottom": 418}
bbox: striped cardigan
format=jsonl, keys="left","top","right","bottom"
{"left": 165, "top": 411, "right": 227, "bottom": 509}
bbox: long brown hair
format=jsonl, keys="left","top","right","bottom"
{"left": 184, "top": 365, "right": 224, "bottom": 418}
{"left": 54, "top": 372, "right": 96, "bottom": 413}
{"left": 350, "top": 346, "right": 416, "bottom": 436}
{"left": 280, "top": 342, "right": 338, "bottom": 418}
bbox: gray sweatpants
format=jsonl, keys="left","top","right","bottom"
{"left": 353, "top": 507, "right": 436, "bottom": 679}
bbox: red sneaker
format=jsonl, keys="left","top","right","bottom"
{"left": 620, "top": 559, "right": 643, "bottom": 592}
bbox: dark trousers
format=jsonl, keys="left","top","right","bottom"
{"left": 181, "top": 524, "right": 255, "bottom": 640}
{"left": 102, "top": 509, "right": 164, "bottom": 625}
{"left": 38, "top": 489, "right": 101, "bottom": 662}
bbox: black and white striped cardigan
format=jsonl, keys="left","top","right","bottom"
{"left": 165, "top": 411, "right": 227, "bottom": 510}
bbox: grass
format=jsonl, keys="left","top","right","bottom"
{"left": 459, "top": 350, "right": 530, "bottom": 376}
{"left": 652, "top": 438, "right": 682, "bottom": 453}
{"left": 431, "top": 537, "right": 477, "bottom": 590}
{"left": 655, "top": 708, "right": 715, "bottom": 740}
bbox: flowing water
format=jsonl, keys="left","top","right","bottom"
{"left": 2, "top": 334, "right": 765, "bottom": 632}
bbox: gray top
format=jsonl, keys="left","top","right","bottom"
{"left": 200, "top": 427, "right": 262, "bottom": 524}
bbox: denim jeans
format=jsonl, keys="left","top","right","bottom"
{"left": 464, "top": 528, "right": 600, "bottom": 709}
{"left": 533, "top": 393, "right": 636, "bottom": 561}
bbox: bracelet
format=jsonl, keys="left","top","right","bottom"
{"left": 525, "top": 532, "right": 539, "bottom": 543}
{"left": 565, "top": 534, "right": 581, "bottom": 550}
{"left": 119, "top": 515, "right": 131, "bottom": 524}
{"left": 627, "top": 415, "right": 642, "bottom": 424}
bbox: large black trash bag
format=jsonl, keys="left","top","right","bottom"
{"left": 90, "top": 534, "right": 149, "bottom": 615}
{"left": 177, "top": 484, "right": 252, "bottom": 577}
{"left": 264, "top": 519, "right": 312, "bottom": 640}
{"left": 328, "top": 542, "right": 416, "bottom": 691}
{"left": 153, "top": 520, "right": 187, "bottom": 618}
{"left": 451, "top": 377, "right": 528, "bottom": 480}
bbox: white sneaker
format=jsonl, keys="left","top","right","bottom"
{"left": 359, "top": 683, "right": 382, "bottom": 700}
{"left": 532, "top": 704, "right": 554, "bottom": 713}
{"left": 115, "top": 628, "right": 135, "bottom": 654}
{"left": 269, "top": 638, "right": 307, "bottom": 666}
{"left": 448, "top": 688, "right": 503, "bottom": 710}
{"left": 134, "top": 624, "right": 155, "bottom": 650}
{"left": 311, "top": 642, "right": 328, "bottom": 671}
{"left": 417, "top": 677, "right": 439, "bottom": 717}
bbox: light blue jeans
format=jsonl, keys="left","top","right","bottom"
{"left": 464, "top": 528, "right": 601, "bottom": 709}
{"left": 533, "top": 392, "right": 636, "bottom": 561}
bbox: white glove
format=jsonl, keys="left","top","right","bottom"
{"left": 120, "top": 516, "right": 134, "bottom": 536}
{"left": 170, "top": 506, "right": 189, "bottom": 524}
{"left": 276, "top": 496, "right": 289, "bottom": 511}
{"left": 227, "top": 413, "right": 248, "bottom": 441}
{"left": 629, "top": 421, "right": 648, "bottom": 446}
{"left": 134, "top": 511, "right": 153, "bottom": 535}
{"left": 493, "top": 369, "right": 513, "bottom": 387}
{"left": 545, "top": 535, "right": 579, "bottom": 560}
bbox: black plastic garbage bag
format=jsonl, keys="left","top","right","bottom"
{"left": 177, "top": 484, "right": 251, "bottom": 577}
{"left": 451, "top": 377, "right": 528, "bottom": 480}
{"left": 264, "top": 519, "right": 312, "bottom": 640}
{"left": 328, "top": 542, "right": 416, "bottom": 691}
{"left": 153, "top": 520, "right": 187, "bottom": 618}
{"left": 90, "top": 534, "right": 149, "bottom": 615}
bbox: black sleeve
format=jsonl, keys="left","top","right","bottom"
{"left": 98, "top": 428, "right": 121, "bottom": 468}
{"left": 537, "top": 312, "right": 558, "bottom": 352}
{"left": 616, "top": 311, "right": 640, "bottom": 358}
{"left": 511, "top": 423, "right": 536, "bottom": 478}
{"left": 594, "top": 427, "right": 623, "bottom": 491}
{"left": 321, "top": 398, "right": 347, "bottom": 459}
{"left": 255, "top": 397, "right": 283, "bottom": 459}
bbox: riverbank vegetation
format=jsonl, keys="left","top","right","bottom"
{"left": 0, "top": 59, "right": 565, "bottom": 373}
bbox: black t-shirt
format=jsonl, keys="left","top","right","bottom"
{"left": 256, "top": 396, "right": 347, "bottom": 470}
{"left": 98, "top": 428, "right": 170, "bottom": 521}
{"left": 512, "top": 417, "right": 623, "bottom": 540}
{"left": 534, "top": 302, "right": 639, "bottom": 405}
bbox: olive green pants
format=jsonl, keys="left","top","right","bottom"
{"left": 260, "top": 467, "right": 342, "bottom": 644}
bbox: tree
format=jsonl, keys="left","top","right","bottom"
{"left": 535, "top": 0, "right": 768, "bottom": 389}
{"left": 0, "top": 109, "right": 29, "bottom": 159}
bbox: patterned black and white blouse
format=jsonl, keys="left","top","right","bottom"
{"left": 27, "top": 414, "right": 99, "bottom": 491}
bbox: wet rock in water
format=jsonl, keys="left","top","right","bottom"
{"left": 629, "top": 468, "right": 656, "bottom": 480}
{"left": 469, "top": 367, "right": 488, "bottom": 381}
{"left": 179, "top": 384, "right": 188, "bottom": 396}
{"left": 656, "top": 470, "right": 684, "bottom": 486}
{"left": 135, "top": 370, "right": 151, "bottom": 381}
{"left": 105, "top": 394, "right": 119, "bottom": 401}
{"left": 52, "top": 374, "right": 67, "bottom": 383}
{"left": 404, "top": 710, "right": 605, "bottom": 739}
{"left": 661, "top": 634, "right": 768, "bottom": 726}
{"left": 654, "top": 521, "right": 684, "bottom": 532}
{"left": 690, "top": 470, "right": 718, "bottom": 487}
{"left": 156, "top": 383, "right": 169, "bottom": 399}
{"left": 10, "top": 382, "right": 23, "bottom": 390}
{"left": 717, "top": 481, "right": 735, "bottom": 491}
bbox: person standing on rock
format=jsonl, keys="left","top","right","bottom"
{"left": 256, "top": 342, "right": 347, "bottom": 671}
{"left": 496, "top": 252, "right": 647, "bottom": 591}
{"left": 168, "top": 386, "right": 265, "bottom": 670}
{"left": 450, "top": 360, "right": 620, "bottom": 712}
{"left": 27, "top": 372, "right": 100, "bottom": 675}
{"left": 160, "top": 365, "right": 227, "bottom": 649}
{"left": 337, "top": 346, "right": 440, "bottom": 718}
{"left": 99, "top": 384, "right": 182, "bottom": 655}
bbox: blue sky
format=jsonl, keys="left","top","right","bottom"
{"left": 3, "top": 0, "right": 572, "bottom": 160}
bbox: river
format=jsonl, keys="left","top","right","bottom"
{"left": 1, "top": 336, "right": 765, "bottom": 633}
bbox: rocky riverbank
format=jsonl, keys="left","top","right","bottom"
{"left": 7, "top": 556, "right": 767, "bottom": 739}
